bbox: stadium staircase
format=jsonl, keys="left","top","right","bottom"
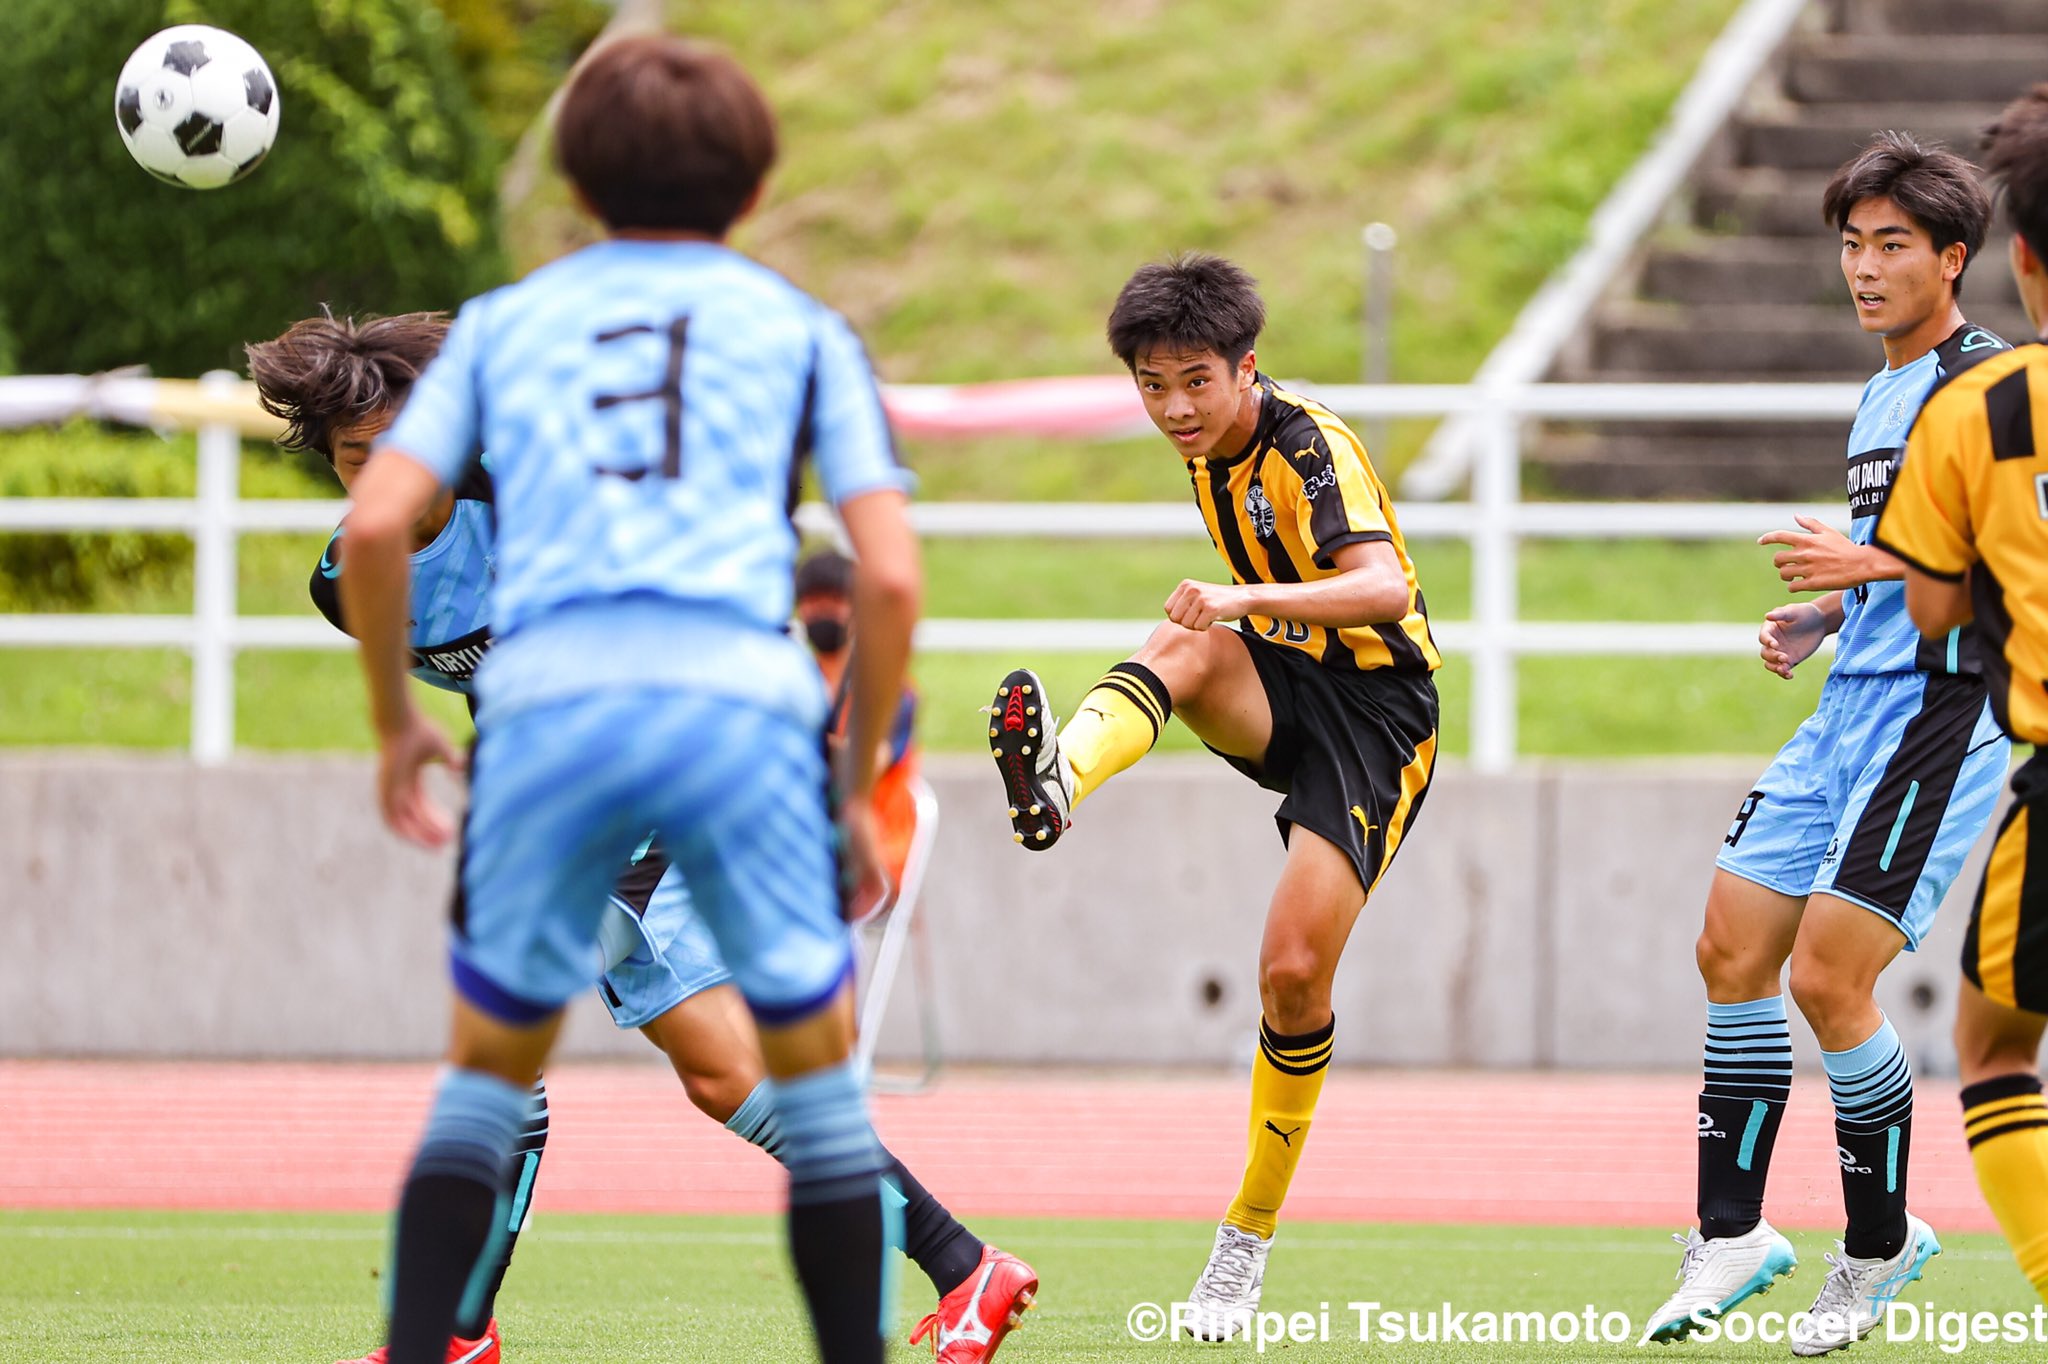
{"left": 1535, "top": 0, "right": 2048, "bottom": 497}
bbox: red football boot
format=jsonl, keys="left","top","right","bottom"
{"left": 334, "top": 1318, "right": 501, "bottom": 1364}
{"left": 909, "top": 1246, "right": 1039, "bottom": 1363}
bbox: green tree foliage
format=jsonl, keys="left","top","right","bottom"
{"left": 430, "top": 0, "right": 610, "bottom": 152}
{"left": 0, "top": 0, "right": 507, "bottom": 379}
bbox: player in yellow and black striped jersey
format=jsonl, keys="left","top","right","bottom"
{"left": 983, "top": 253, "right": 1439, "bottom": 1338}
{"left": 1874, "top": 84, "right": 2048, "bottom": 1304}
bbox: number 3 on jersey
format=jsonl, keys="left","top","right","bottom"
{"left": 591, "top": 315, "right": 689, "bottom": 481}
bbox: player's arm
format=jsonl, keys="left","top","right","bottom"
{"left": 338, "top": 451, "right": 462, "bottom": 846}
{"left": 1757, "top": 516, "right": 1902, "bottom": 593}
{"left": 1903, "top": 568, "right": 1973, "bottom": 636}
{"left": 839, "top": 490, "right": 921, "bottom": 798}
{"left": 344, "top": 302, "right": 484, "bottom": 847}
{"left": 1165, "top": 539, "right": 1409, "bottom": 631}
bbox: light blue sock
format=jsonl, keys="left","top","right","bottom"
{"left": 724, "top": 1079, "right": 786, "bottom": 1159}
{"left": 770, "top": 1060, "right": 886, "bottom": 1204}
{"left": 1822, "top": 1015, "right": 1915, "bottom": 1260}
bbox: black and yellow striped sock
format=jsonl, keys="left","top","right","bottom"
{"left": 1225, "top": 1016, "right": 1334, "bottom": 1240}
{"left": 1961, "top": 1074, "right": 2048, "bottom": 1302}
{"left": 1059, "top": 661, "right": 1172, "bottom": 806}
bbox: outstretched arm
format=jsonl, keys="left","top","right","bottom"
{"left": 1759, "top": 516, "right": 1901, "bottom": 593}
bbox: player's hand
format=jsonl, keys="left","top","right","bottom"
{"left": 1165, "top": 579, "right": 1251, "bottom": 631}
{"left": 837, "top": 793, "right": 891, "bottom": 924}
{"left": 1758, "top": 516, "right": 1868, "bottom": 592}
{"left": 1758, "top": 603, "right": 1828, "bottom": 679}
{"left": 375, "top": 709, "right": 463, "bottom": 848}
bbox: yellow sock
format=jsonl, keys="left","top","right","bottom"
{"left": 1059, "top": 662, "right": 1172, "bottom": 806}
{"left": 1962, "top": 1075, "right": 2048, "bottom": 1301}
{"left": 1224, "top": 1016, "right": 1334, "bottom": 1240}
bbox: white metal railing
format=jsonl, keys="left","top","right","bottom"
{"left": 0, "top": 378, "right": 1864, "bottom": 770}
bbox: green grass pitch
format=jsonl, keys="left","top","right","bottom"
{"left": 5, "top": 1210, "right": 2045, "bottom": 1362}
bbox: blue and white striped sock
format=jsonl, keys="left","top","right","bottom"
{"left": 1698, "top": 995, "right": 1793, "bottom": 1239}
{"left": 1823, "top": 1014, "right": 1914, "bottom": 1261}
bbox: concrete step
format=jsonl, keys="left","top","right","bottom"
{"left": 1694, "top": 168, "right": 1837, "bottom": 237}
{"left": 1785, "top": 36, "right": 2048, "bottom": 105}
{"left": 1737, "top": 104, "right": 2006, "bottom": 172}
{"left": 1833, "top": 0, "right": 2048, "bottom": 38}
{"left": 1527, "top": 431, "right": 1847, "bottom": 500}
{"left": 1584, "top": 303, "right": 2034, "bottom": 378}
{"left": 1638, "top": 235, "right": 2021, "bottom": 308}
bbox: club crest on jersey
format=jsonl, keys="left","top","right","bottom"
{"left": 1244, "top": 480, "right": 1276, "bottom": 539}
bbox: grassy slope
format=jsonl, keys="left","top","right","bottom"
{"left": 4, "top": 1209, "right": 2043, "bottom": 1363}
{"left": 1, "top": 0, "right": 1816, "bottom": 758}
{"left": 511, "top": 0, "right": 1745, "bottom": 471}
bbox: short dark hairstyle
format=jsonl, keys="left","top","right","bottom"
{"left": 555, "top": 35, "right": 777, "bottom": 236}
{"left": 1981, "top": 85, "right": 2048, "bottom": 267}
{"left": 1106, "top": 253, "right": 1266, "bottom": 371}
{"left": 794, "top": 549, "right": 854, "bottom": 599}
{"left": 245, "top": 310, "right": 448, "bottom": 460}
{"left": 1821, "top": 131, "right": 1991, "bottom": 297}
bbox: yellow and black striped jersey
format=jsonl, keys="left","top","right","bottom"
{"left": 1877, "top": 343, "right": 2048, "bottom": 745}
{"left": 1186, "top": 375, "right": 1439, "bottom": 674}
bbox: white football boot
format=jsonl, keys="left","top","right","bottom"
{"left": 1789, "top": 1214, "right": 1940, "bottom": 1357}
{"left": 1641, "top": 1220, "right": 1798, "bottom": 1343}
{"left": 1181, "top": 1221, "right": 1272, "bottom": 1342}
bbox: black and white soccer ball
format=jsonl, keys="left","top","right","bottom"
{"left": 114, "top": 25, "right": 279, "bottom": 190}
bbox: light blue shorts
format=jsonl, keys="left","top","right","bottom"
{"left": 596, "top": 865, "right": 735, "bottom": 1029}
{"left": 453, "top": 688, "right": 852, "bottom": 1025}
{"left": 1716, "top": 670, "right": 2009, "bottom": 947}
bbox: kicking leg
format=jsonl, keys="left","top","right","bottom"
{"left": 992, "top": 623, "right": 1268, "bottom": 847}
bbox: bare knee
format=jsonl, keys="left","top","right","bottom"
{"left": 1136, "top": 621, "right": 1210, "bottom": 693}
{"left": 1953, "top": 982, "right": 2048, "bottom": 1086}
{"left": 1259, "top": 948, "right": 1332, "bottom": 1035}
{"left": 1696, "top": 921, "right": 1782, "bottom": 1000}
{"left": 676, "top": 1063, "right": 757, "bottom": 1124}
{"left": 1787, "top": 955, "right": 1876, "bottom": 1050}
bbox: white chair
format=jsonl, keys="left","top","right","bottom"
{"left": 853, "top": 773, "right": 943, "bottom": 1091}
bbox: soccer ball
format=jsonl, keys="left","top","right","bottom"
{"left": 113, "top": 26, "right": 279, "bottom": 190}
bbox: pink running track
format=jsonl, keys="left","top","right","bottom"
{"left": 0, "top": 1060, "right": 1997, "bottom": 1231}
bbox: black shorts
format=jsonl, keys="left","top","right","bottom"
{"left": 1962, "top": 748, "right": 2048, "bottom": 1015}
{"left": 1206, "top": 626, "right": 1439, "bottom": 896}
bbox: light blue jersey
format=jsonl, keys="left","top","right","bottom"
{"left": 1834, "top": 323, "right": 2009, "bottom": 676}
{"left": 380, "top": 239, "right": 908, "bottom": 726}
{"left": 310, "top": 461, "right": 496, "bottom": 695}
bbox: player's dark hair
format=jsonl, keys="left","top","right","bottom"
{"left": 1981, "top": 85, "right": 2048, "bottom": 268}
{"left": 1822, "top": 131, "right": 1991, "bottom": 297}
{"left": 244, "top": 310, "right": 448, "bottom": 460}
{"left": 555, "top": 35, "right": 777, "bottom": 237}
{"left": 795, "top": 549, "right": 855, "bottom": 599}
{"left": 1106, "top": 253, "right": 1266, "bottom": 371}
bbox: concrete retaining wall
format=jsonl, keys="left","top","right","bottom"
{"left": 0, "top": 753, "right": 1990, "bottom": 1072}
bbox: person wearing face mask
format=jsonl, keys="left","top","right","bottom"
{"left": 796, "top": 550, "right": 921, "bottom": 910}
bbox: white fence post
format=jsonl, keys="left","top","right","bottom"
{"left": 1469, "top": 398, "right": 1520, "bottom": 773}
{"left": 190, "top": 371, "right": 240, "bottom": 765}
